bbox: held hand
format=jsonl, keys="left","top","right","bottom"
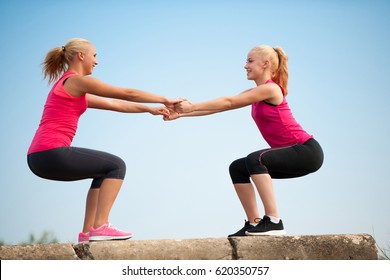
{"left": 164, "top": 98, "right": 187, "bottom": 108}
{"left": 150, "top": 106, "right": 170, "bottom": 116}
{"left": 174, "top": 100, "right": 194, "bottom": 113}
{"left": 163, "top": 108, "right": 180, "bottom": 121}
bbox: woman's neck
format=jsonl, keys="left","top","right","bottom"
{"left": 254, "top": 75, "right": 271, "bottom": 86}
{"left": 67, "top": 64, "right": 85, "bottom": 76}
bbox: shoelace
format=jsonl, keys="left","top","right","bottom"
{"left": 106, "top": 223, "right": 119, "bottom": 230}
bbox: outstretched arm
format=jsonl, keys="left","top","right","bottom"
{"left": 64, "top": 75, "right": 181, "bottom": 107}
{"left": 87, "top": 94, "right": 169, "bottom": 116}
{"left": 174, "top": 84, "right": 282, "bottom": 114}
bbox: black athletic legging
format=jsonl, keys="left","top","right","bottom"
{"left": 27, "top": 146, "right": 126, "bottom": 188}
{"left": 229, "top": 138, "right": 323, "bottom": 183}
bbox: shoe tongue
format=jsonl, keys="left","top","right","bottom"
{"left": 263, "top": 215, "right": 271, "bottom": 221}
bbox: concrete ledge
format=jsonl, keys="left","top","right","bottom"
{"left": 229, "top": 234, "right": 378, "bottom": 260}
{"left": 0, "top": 234, "right": 378, "bottom": 260}
{"left": 0, "top": 243, "right": 79, "bottom": 260}
{"left": 75, "top": 238, "right": 232, "bottom": 260}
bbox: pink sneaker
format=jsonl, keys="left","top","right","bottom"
{"left": 78, "top": 232, "right": 89, "bottom": 243}
{"left": 89, "top": 223, "right": 133, "bottom": 241}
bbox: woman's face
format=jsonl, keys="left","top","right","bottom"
{"left": 245, "top": 50, "right": 266, "bottom": 81}
{"left": 81, "top": 44, "right": 98, "bottom": 75}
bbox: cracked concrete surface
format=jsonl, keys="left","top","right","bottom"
{"left": 0, "top": 234, "right": 378, "bottom": 260}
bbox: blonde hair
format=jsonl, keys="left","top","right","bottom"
{"left": 41, "top": 38, "right": 92, "bottom": 84}
{"left": 251, "top": 45, "right": 289, "bottom": 95}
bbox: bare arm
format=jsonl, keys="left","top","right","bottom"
{"left": 87, "top": 94, "right": 169, "bottom": 116}
{"left": 174, "top": 84, "right": 282, "bottom": 114}
{"left": 64, "top": 76, "right": 179, "bottom": 106}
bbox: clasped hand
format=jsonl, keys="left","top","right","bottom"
{"left": 163, "top": 99, "right": 193, "bottom": 121}
{"left": 150, "top": 98, "right": 193, "bottom": 120}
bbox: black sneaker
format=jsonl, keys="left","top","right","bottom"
{"left": 228, "top": 220, "right": 255, "bottom": 237}
{"left": 245, "top": 215, "right": 286, "bottom": 236}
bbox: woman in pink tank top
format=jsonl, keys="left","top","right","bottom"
{"left": 167, "top": 45, "right": 323, "bottom": 236}
{"left": 28, "top": 38, "right": 181, "bottom": 242}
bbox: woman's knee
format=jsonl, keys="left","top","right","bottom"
{"left": 111, "top": 155, "right": 126, "bottom": 179}
{"left": 99, "top": 153, "right": 127, "bottom": 180}
{"left": 229, "top": 158, "right": 250, "bottom": 184}
{"left": 91, "top": 156, "right": 126, "bottom": 189}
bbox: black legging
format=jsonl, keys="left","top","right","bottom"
{"left": 27, "top": 146, "right": 126, "bottom": 188}
{"left": 229, "top": 138, "right": 323, "bottom": 183}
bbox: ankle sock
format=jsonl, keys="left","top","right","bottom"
{"left": 267, "top": 215, "right": 280, "bottom": 224}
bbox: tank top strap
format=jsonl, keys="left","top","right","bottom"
{"left": 59, "top": 71, "right": 78, "bottom": 83}
{"left": 52, "top": 71, "right": 80, "bottom": 98}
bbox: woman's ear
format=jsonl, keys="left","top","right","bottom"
{"left": 77, "top": 52, "right": 84, "bottom": 61}
{"left": 263, "top": 60, "right": 270, "bottom": 69}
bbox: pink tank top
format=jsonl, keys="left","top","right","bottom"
{"left": 251, "top": 80, "right": 312, "bottom": 148}
{"left": 28, "top": 71, "right": 88, "bottom": 154}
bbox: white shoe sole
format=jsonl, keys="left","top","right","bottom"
{"left": 245, "top": 230, "right": 286, "bottom": 236}
{"left": 89, "top": 234, "right": 133, "bottom": 241}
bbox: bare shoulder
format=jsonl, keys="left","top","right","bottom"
{"left": 64, "top": 75, "right": 92, "bottom": 89}
{"left": 231, "top": 83, "right": 281, "bottom": 106}
{"left": 256, "top": 83, "right": 283, "bottom": 105}
{"left": 67, "top": 75, "right": 115, "bottom": 95}
{"left": 257, "top": 82, "right": 281, "bottom": 93}
{"left": 69, "top": 75, "right": 101, "bottom": 86}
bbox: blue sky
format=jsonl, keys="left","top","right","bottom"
{"left": 0, "top": 0, "right": 389, "bottom": 252}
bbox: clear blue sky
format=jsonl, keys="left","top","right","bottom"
{"left": 0, "top": 0, "right": 389, "bottom": 251}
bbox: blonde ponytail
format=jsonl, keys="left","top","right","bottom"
{"left": 41, "top": 38, "right": 91, "bottom": 84}
{"left": 272, "top": 47, "right": 288, "bottom": 95}
{"left": 250, "top": 45, "right": 289, "bottom": 95}
{"left": 41, "top": 46, "right": 67, "bottom": 84}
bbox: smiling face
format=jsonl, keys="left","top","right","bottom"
{"left": 245, "top": 50, "right": 268, "bottom": 83}
{"left": 80, "top": 43, "right": 98, "bottom": 75}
